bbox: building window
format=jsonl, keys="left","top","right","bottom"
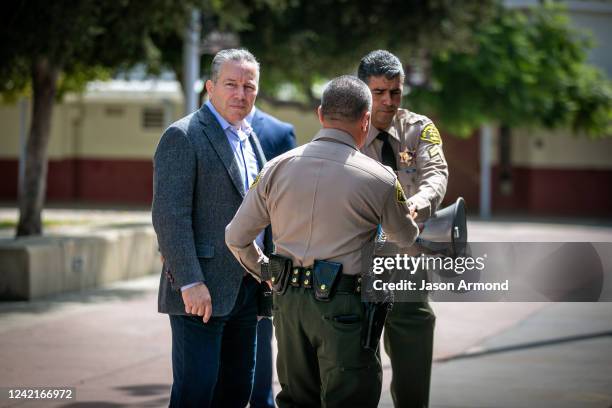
{"left": 142, "top": 107, "right": 164, "bottom": 129}
{"left": 105, "top": 106, "right": 125, "bottom": 117}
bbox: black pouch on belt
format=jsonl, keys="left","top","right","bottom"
{"left": 262, "top": 253, "right": 292, "bottom": 295}
{"left": 313, "top": 260, "right": 343, "bottom": 301}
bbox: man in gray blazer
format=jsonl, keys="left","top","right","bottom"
{"left": 152, "top": 48, "right": 268, "bottom": 408}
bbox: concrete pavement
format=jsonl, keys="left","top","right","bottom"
{"left": 0, "top": 210, "right": 611, "bottom": 407}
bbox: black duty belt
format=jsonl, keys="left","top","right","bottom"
{"left": 288, "top": 266, "right": 361, "bottom": 294}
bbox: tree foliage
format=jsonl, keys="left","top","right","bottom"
{"left": 0, "top": 1, "right": 198, "bottom": 98}
{"left": 408, "top": 3, "right": 612, "bottom": 137}
{"left": 240, "top": 0, "right": 495, "bottom": 102}
{"left": 0, "top": 0, "right": 200, "bottom": 236}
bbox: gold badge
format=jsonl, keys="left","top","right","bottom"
{"left": 398, "top": 148, "right": 414, "bottom": 165}
{"left": 250, "top": 171, "right": 262, "bottom": 189}
{"left": 420, "top": 123, "right": 441, "bottom": 145}
{"left": 395, "top": 180, "right": 407, "bottom": 203}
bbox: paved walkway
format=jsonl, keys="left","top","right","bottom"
{"left": 1, "top": 209, "right": 611, "bottom": 407}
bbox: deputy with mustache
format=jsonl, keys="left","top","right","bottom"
{"left": 358, "top": 50, "right": 449, "bottom": 408}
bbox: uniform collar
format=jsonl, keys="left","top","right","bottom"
{"left": 364, "top": 116, "right": 400, "bottom": 149}
{"left": 312, "top": 128, "right": 359, "bottom": 150}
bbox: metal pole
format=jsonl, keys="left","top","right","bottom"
{"left": 183, "top": 9, "right": 201, "bottom": 114}
{"left": 479, "top": 124, "right": 493, "bottom": 219}
{"left": 162, "top": 98, "right": 175, "bottom": 128}
{"left": 17, "top": 97, "right": 28, "bottom": 198}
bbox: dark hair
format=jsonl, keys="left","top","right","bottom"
{"left": 357, "top": 50, "right": 404, "bottom": 84}
{"left": 320, "top": 75, "right": 372, "bottom": 122}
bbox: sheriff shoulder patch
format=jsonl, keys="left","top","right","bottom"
{"left": 395, "top": 180, "right": 407, "bottom": 203}
{"left": 420, "top": 123, "right": 441, "bottom": 145}
{"left": 250, "top": 171, "right": 262, "bottom": 189}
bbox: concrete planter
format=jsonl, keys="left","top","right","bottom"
{"left": 0, "top": 226, "right": 161, "bottom": 300}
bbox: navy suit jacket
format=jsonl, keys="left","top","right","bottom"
{"left": 153, "top": 104, "right": 270, "bottom": 316}
{"left": 251, "top": 109, "right": 296, "bottom": 160}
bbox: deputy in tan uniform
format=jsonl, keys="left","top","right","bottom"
{"left": 226, "top": 75, "right": 419, "bottom": 408}
{"left": 358, "top": 50, "right": 449, "bottom": 408}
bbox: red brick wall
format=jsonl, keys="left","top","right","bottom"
{"left": 0, "top": 158, "right": 152, "bottom": 204}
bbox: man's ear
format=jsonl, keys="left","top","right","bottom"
{"left": 317, "top": 106, "right": 324, "bottom": 125}
{"left": 205, "top": 79, "right": 214, "bottom": 96}
{"left": 362, "top": 111, "right": 371, "bottom": 132}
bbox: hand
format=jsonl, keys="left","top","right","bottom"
{"left": 265, "top": 279, "right": 273, "bottom": 290}
{"left": 182, "top": 283, "right": 213, "bottom": 323}
{"left": 408, "top": 204, "right": 418, "bottom": 220}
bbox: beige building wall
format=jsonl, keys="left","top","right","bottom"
{"left": 0, "top": 98, "right": 183, "bottom": 160}
{"left": 0, "top": 102, "right": 26, "bottom": 158}
{"left": 258, "top": 102, "right": 320, "bottom": 146}
{"left": 485, "top": 126, "right": 612, "bottom": 169}
{"left": 512, "top": 128, "right": 612, "bottom": 169}
{"left": 77, "top": 102, "right": 176, "bottom": 158}
{"left": 4, "top": 99, "right": 611, "bottom": 167}
{"left": 1, "top": 95, "right": 315, "bottom": 163}
{"left": 0, "top": 100, "right": 76, "bottom": 160}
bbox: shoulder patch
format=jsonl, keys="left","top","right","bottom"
{"left": 250, "top": 171, "right": 263, "bottom": 189}
{"left": 420, "top": 123, "right": 442, "bottom": 145}
{"left": 395, "top": 180, "right": 407, "bottom": 203}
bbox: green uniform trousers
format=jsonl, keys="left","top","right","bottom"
{"left": 384, "top": 301, "right": 435, "bottom": 408}
{"left": 273, "top": 286, "right": 382, "bottom": 408}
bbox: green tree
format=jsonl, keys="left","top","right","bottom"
{"left": 408, "top": 3, "right": 611, "bottom": 137}
{"left": 0, "top": 1, "right": 197, "bottom": 236}
{"left": 240, "top": 0, "right": 496, "bottom": 107}
{"left": 149, "top": 1, "right": 496, "bottom": 106}
{"left": 406, "top": 3, "right": 611, "bottom": 195}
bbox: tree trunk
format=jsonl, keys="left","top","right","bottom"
{"left": 16, "top": 57, "right": 59, "bottom": 237}
{"left": 498, "top": 124, "right": 513, "bottom": 196}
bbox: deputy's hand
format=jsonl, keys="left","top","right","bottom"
{"left": 182, "top": 283, "right": 213, "bottom": 323}
{"left": 408, "top": 204, "right": 418, "bottom": 220}
{"left": 265, "top": 279, "right": 273, "bottom": 290}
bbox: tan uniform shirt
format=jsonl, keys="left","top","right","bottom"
{"left": 226, "top": 128, "right": 419, "bottom": 278}
{"left": 361, "top": 108, "right": 448, "bottom": 222}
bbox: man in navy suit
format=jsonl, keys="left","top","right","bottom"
{"left": 247, "top": 107, "right": 296, "bottom": 408}
{"left": 250, "top": 108, "right": 296, "bottom": 161}
{"left": 153, "top": 48, "right": 271, "bottom": 408}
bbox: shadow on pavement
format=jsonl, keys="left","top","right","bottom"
{"left": 0, "top": 285, "right": 154, "bottom": 314}
{"left": 59, "top": 403, "right": 123, "bottom": 408}
{"left": 55, "top": 384, "right": 170, "bottom": 407}
{"left": 114, "top": 384, "right": 170, "bottom": 397}
{"left": 437, "top": 330, "right": 612, "bottom": 362}
{"left": 58, "top": 397, "right": 169, "bottom": 408}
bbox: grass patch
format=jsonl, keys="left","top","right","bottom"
{"left": 0, "top": 220, "right": 16, "bottom": 229}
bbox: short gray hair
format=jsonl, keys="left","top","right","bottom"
{"left": 357, "top": 50, "right": 404, "bottom": 84}
{"left": 210, "top": 48, "right": 260, "bottom": 83}
{"left": 320, "top": 75, "right": 372, "bottom": 122}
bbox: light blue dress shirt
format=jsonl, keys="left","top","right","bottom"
{"left": 206, "top": 101, "right": 260, "bottom": 193}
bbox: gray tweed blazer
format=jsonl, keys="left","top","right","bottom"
{"left": 152, "top": 104, "right": 269, "bottom": 316}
